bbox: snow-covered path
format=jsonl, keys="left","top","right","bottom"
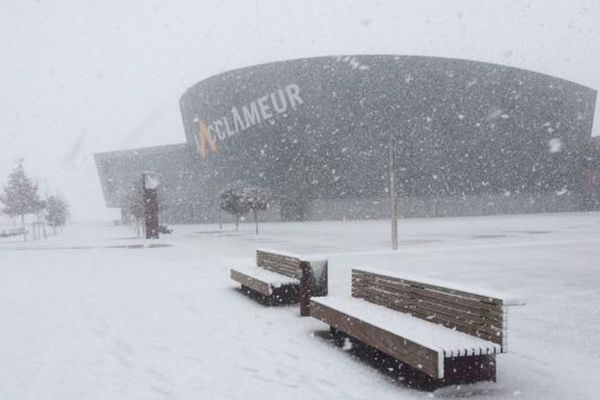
{"left": 1, "top": 213, "right": 599, "bottom": 399}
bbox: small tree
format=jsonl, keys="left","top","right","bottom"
{"left": 243, "top": 186, "right": 272, "bottom": 234}
{"left": 219, "top": 181, "right": 271, "bottom": 234}
{"left": 46, "top": 195, "right": 69, "bottom": 234}
{"left": 0, "top": 162, "right": 44, "bottom": 228}
{"left": 219, "top": 181, "right": 250, "bottom": 230}
{"left": 125, "top": 185, "right": 145, "bottom": 235}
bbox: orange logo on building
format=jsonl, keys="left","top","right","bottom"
{"left": 196, "top": 117, "right": 218, "bottom": 159}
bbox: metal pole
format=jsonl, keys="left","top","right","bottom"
{"left": 254, "top": 208, "right": 258, "bottom": 235}
{"left": 390, "top": 134, "right": 398, "bottom": 250}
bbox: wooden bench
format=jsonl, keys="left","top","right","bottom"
{"left": 231, "top": 249, "right": 328, "bottom": 316}
{"left": 310, "top": 268, "right": 523, "bottom": 388}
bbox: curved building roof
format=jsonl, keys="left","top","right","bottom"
{"left": 179, "top": 55, "right": 596, "bottom": 202}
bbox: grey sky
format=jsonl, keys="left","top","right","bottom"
{"left": 1, "top": 0, "right": 599, "bottom": 220}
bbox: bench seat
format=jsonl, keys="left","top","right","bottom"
{"left": 311, "top": 296, "right": 501, "bottom": 358}
{"left": 230, "top": 267, "right": 299, "bottom": 296}
{"left": 312, "top": 296, "right": 501, "bottom": 358}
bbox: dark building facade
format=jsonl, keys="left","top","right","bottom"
{"left": 95, "top": 55, "right": 597, "bottom": 223}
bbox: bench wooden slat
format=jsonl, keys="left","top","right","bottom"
{"left": 261, "top": 265, "right": 299, "bottom": 278}
{"left": 352, "top": 286, "right": 504, "bottom": 336}
{"left": 352, "top": 285, "right": 504, "bottom": 329}
{"left": 353, "top": 269, "right": 505, "bottom": 305}
{"left": 352, "top": 269, "right": 508, "bottom": 348}
{"left": 351, "top": 289, "right": 504, "bottom": 345}
{"left": 352, "top": 281, "right": 504, "bottom": 320}
{"left": 352, "top": 277, "right": 504, "bottom": 322}
{"left": 353, "top": 272, "right": 502, "bottom": 313}
{"left": 257, "top": 250, "right": 301, "bottom": 278}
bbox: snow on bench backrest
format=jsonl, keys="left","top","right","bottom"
{"left": 351, "top": 268, "right": 522, "bottom": 351}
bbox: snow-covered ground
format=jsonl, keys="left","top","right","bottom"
{"left": 1, "top": 212, "right": 599, "bottom": 399}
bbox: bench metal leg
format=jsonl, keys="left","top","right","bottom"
{"left": 443, "top": 355, "right": 497, "bottom": 384}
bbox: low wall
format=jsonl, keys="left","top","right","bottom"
{"left": 306, "top": 192, "right": 584, "bottom": 221}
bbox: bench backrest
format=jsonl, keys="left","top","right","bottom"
{"left": 257, "top": 250, "right": 302, "bottom": 278}
{"left": 352, "top": 269, "right": 509, "bottom": 350}
{"left": 257, "top": 249, "right": 328, "bottom": 316}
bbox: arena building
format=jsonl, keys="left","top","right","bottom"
{"left": 95, "top": 55, "right": 597, "bottom": 223}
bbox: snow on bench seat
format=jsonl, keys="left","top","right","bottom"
{"left": 312, "top": 296, "right": 501, "bottom": 358}
{"left": 230, "top": 266, "right": 299, "bottom": 296}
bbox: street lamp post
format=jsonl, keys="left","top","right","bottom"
{"left": 390, "top": 134, "right": 398, "bottom": 250}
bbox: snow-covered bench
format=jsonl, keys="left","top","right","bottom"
{"left": 310, "top": 268, "right": 524, "bottom": 388}
{"left": 230, "top": 249, "right": 328, "bottom": 316}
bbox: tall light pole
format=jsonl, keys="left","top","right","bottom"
{"left": 390, "top": 134, "right": 398, "bottom": 250}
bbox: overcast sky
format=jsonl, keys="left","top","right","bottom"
{"left": 1, "top": 0, "right": 599, "bottom": 220}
